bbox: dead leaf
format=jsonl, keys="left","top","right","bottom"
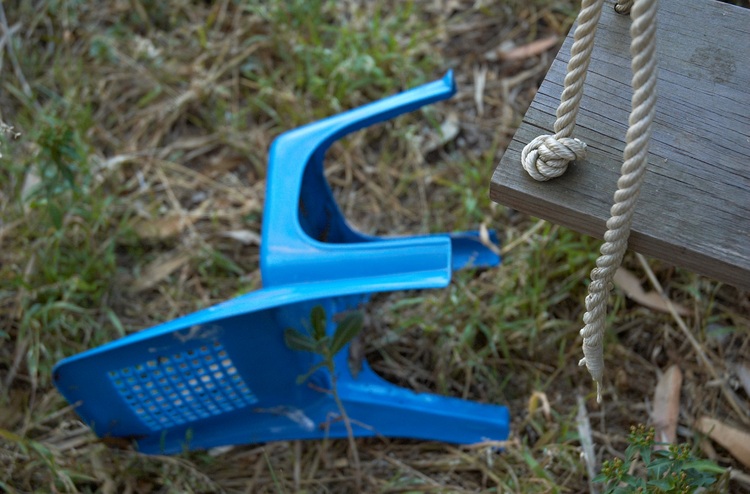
{"left": 652, "top": 365, "right": 682, "bottom": 448}
{"left": 484, "top": 36, "right": 559, "bottom": 62}
{"left": 220, "top": 229, "right": 261, "bottom": 245}
{"left": 422, "top": 113, "right": 460, "bottom": 153}
{"left": 474, "top": 65, "right": 487, "bottom": 116}
{"left": 613, "top": 268, "right": 690, "bottom": 316}
{"left": 347, "top": 334, "right": 364, "bottom": 379}
{"left": 696, "top": 416, "right": 750, "bottom": 468}
{"left": 131, "top": 253, "right": 190, "bottom": 293}
{"left": 21, "top": 167, "right": 41, "bottom": 214}
{"left": 133, "top": 213, "right": 196, "bottom": 241}
{"left": 735, "top": 362, "right": 750, "bottom": 397}
{"left": 528, "top": 391, "right": 551, "bottom": 421}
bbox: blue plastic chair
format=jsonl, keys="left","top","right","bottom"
{"left": 53, "top": 280, "right": 509, "bottom": 454}
{"left": 261, "top": 71, "right": 500, "bottom": 289}
{"left": 53, "top": 73, "right": 510, "bottom": 454}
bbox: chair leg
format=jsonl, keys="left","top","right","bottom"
{"left": 449, "top": 230, "right": 501, "bottom": 270}
{"left": 326, "top": 362, "right": 509, "bottom": 444}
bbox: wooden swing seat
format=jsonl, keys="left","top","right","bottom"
{"left": 490, "top": 0, "right": 750, "bottom": 290}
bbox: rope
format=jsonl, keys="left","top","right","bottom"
{"left": 520, "top": 0, "right": 605, "bottom": 180}
{"left": 615, "top": 0, "right": 635, "bottom": 14}
{"left": 521, "top": 0, "right": 659, "bottom": 402}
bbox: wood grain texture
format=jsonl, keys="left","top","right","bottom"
{"left": 490, "top": 0, "right": 750, "bottom": 289}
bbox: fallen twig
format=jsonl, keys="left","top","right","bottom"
{"left": 576, "top": 394, "right": 599, "bottom": 494}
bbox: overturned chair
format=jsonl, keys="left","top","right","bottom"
{"left": 54, "top": 72, "right": 510, "bottom": 454}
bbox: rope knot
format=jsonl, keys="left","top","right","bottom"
{"left": 520, "top": 135, "right": 587, "bottom": 181}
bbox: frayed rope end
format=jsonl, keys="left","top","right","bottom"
{"left": 579, "top": 357, "right": 603, "bottom": 404}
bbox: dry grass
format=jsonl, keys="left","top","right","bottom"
{"left": 1, "top": 0, "right": 748, "bottom": 492}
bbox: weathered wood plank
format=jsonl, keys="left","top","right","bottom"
{"left": 490, "top": 0, "right": 750, "bottom": 290}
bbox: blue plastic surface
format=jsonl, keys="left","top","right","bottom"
{"left": 53, "top": 280, "right": 509, "bottom": 454}
{"left": 261, "top": 71, "right": 500, "bottom": 289}
{"left": 52, "top": 73, "right": 510, "bottom": 454}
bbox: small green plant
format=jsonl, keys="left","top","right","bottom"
{"left": 594, "top": 425, "right": 727, "bottom": 493}
{"left": 284, "top": 305, "right": 365, "bottom": 488}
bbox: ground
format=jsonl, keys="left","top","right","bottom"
{"left": 1, "top": 0, "right": 748, "bottom": 493}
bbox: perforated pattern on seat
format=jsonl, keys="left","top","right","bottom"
{"left": 108, "top": 340, "right": 258, "bottom": 430}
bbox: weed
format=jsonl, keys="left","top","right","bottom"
{"left": 284, "top": 305, "right": 365, "bottom": 489}
{"left": 246, "top": 0, "right": 438, "bottom": 124}
{"left": 0, "top": 427, "right": 78, "bottom": 492}
{"left": 594, "top": 425, "right": 727, "bottom": 493}
{"left": 0, "top": 120, "right": 21, "bottom": 159}
{"left": 2, "top": 102, "right": 128, "bottom": 390}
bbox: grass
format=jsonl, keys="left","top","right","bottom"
{"left": 1, "top": 0, "right": 749, "bottom": 492}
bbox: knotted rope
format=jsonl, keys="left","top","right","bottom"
{"left": 521, "top": 0, "right": 658, "bottom": 402}
{"left": 521, "top": 0, "right": 605, "bottom": 180}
